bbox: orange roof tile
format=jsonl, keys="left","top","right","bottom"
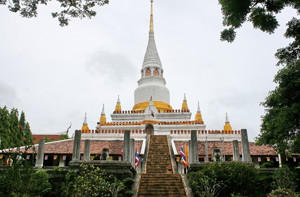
{"left": 33, "top": 135, "right": 62, "bottom": 144}
{"left": 174, "top": 141, "right": 277, "bottom": 156}
{"left": 20, "top": 139, "right": 143, "bottom": 155}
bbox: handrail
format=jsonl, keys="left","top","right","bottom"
{"left": 167, "top": 135, "right": 178, "bottom": 174}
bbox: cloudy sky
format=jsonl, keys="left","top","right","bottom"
{"left": 0, "top": 0, "right": 296, "bottom": 141}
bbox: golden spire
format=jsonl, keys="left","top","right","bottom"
{"left": 150, "top": 0, "right": 154, "bottom": 32}
{"left": 100, "top": 104, "right": 107, "bottom": 123}
{"left": 114, "top": 95, "right": 122, "bottom": 112}
{"left": 81, "top": 113, "right": 90, "bottom": 133}
{"left": 181, "top": 93, "right": 189, "bottom": 111}
{"left": 195, "top": 102, "right": 203, "bottom": 123}
{"left": 224, "top": 112, "right": 232, "bottom": 131}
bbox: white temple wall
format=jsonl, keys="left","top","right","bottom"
{"left": 134, "top": 84, "right": 170, "bottom": 104}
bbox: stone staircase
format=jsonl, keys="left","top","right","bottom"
{"left": 137, "top": 135, "right": 187, "bottom": 197}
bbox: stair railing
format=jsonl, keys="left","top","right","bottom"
{"left": 167, "top": 135, "right": 178, "bottom": 174}
{"left": 142, "top": 134, "right": 151, "bottom": 173}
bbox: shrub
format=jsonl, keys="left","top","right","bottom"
{"left": 268, "top": 188, "right": 297, "bottom": 197}
{"left": 118, "top": 177, "right": 135, "bottom": 197}
{"left": 64, "top": 164, "right": 125, "bottom": 197}
{"left": 0, "top": 160, "right": 34, "bottom": 196}
{"left": 28, "top": 169, "right": 51, "bottom": 197}
{"left": 188, "top": 162, "right": 261, "bottom": 197}
{"left": 272, "top": 166, "right": 297, "bottom": 191}
{"left": 188, "top": 173, "right": 223, "bottom": 197}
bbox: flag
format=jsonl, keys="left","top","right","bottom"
{"left": 180, "top": 145, "right": 188, "bottom": 168}
{"left": 135, "top": 149, "right": 140, "bottom": 167}
{"left": 184, "top": 144, "right": 189, "bottom": 167}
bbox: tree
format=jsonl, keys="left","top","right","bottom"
{"left": 0, "top": 106, "right": 33, "bottom": 149}
{"left": 258, "top": 61, "right": 300, "bottom": 154}
{"left": 257, "top": 17, "right": 300, "bottom": 154}
{"left": 0, "top": 0, "right": 109, "bottom": 26}
{"left": 218, "top": 0, "right": 300, "bottom": 155}
{"left": 0, "top": 106, "right": 11, "bottom": 148}
{"left": 218, "top": 0, "right": 299, "bottom": 43}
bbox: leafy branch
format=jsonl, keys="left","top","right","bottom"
{"left": 1, "top": 0, "right": 109, "bottom": 26}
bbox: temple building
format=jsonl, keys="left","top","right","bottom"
{"left": 4, "top": 0, "right": 300, "bottom": 170}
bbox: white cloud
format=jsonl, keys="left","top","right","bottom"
{"left": 0, "top": 81, "right": 21, "bottom": 108}
{"left": 86, "top": 50, "right": 136, "bottom": 84}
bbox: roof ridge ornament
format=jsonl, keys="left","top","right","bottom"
{"left": 101, "top": 104, "right": 105, "bottom": 115}
{"left": 150, "top": 0, "right": 154, "bottom": 32}
{"left": 225, "top": 112, "right": 229, "bottom": 123}
{"left": 83, "top": 113, "right": 88, "bottom": 125}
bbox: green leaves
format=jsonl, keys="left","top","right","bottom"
{"left": 219, "top": 0, "right": 251, "bottom": 28}
{"left": 218, "top": 0, "right": 300, "bottom": 156}
{"left": 249, "top": 7, "right": 278, "bottom": 33}
{"left": 28, "top": 169, "right": 52, "bottom": 197}
{"left": 188, "top": 162, "right": 260, "bottom": 197}
{"left": 65, "top": 164, "right": 124, "bottom": 197}
{"left": 0, "top": 106, "right": 33, "bottom": 149}
{"left": 218, "top": 0, "right": 299, "bottom": 42}
{"left": 50, "top": 0, "right": 109, "bottom": 26}
{"left": 259, "top": 61, "right": 300, "bottom": 152}
{"left": 220, "top": 28, "right": 236, "bottom": 42}
{"left": 2, "top": 0, "right": 109, "bottom": 26}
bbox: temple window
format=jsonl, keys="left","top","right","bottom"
{"left": 153, "top": 68, "right": 159, "bottom": 76}
{"left": 145, "top": 68, "right": 151, "bottom": 76}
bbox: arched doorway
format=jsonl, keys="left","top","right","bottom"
{"left": 145, "top": 124, "right": 154, "bottom": 135}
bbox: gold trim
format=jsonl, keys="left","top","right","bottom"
{"left": 132, "top": 101, "right": 173, "bottom": 112}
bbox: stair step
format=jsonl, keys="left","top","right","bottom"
{"left": 138, "top": 191, "right": 186, "bottom": 196}
{"left": 137, "top": 135, "right": 186, "bottom": 197}
{"left": 139, "top": 183, "right": 184, "bottom": 187}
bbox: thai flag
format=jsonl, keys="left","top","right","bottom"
{"left": 180, "top": 145, "right": 187, "bottom": 167}
{"left": 135, "top": 149, "right": 140, "bottom": 167}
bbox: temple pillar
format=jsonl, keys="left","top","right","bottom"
{"left": 72, "top": 130, "right": 81, "bottom": 162}
{"left": 241, "top": 129, "right": 250, "bottom": 162}
{"left": 190, "top": 130, "right": 198, "bottom": 163}
{"left": 278, "top": 153, "right": 282, "bottom": 168}
{"left": 233, "top": 140, "right": 239, "bottom": 161}
{"left": 84, "top": 139, "right": 91, "bottom": 161}
{"left": 188, "top": 140, "right": 191, "bottom": 164}
{"left": 130, "top": 139, "right": 135, "bottom": 166}
{"left": 205, "top": 137, "right": 208, "bottom": 162}
{"left": 59, "top": 155, "right": 65, "bottom": 167}
{"left": 35, "top": 139, "right": 45, "bottom": 168}
{"left": 123, "top": 130, "right": 130, "bottom": 162}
